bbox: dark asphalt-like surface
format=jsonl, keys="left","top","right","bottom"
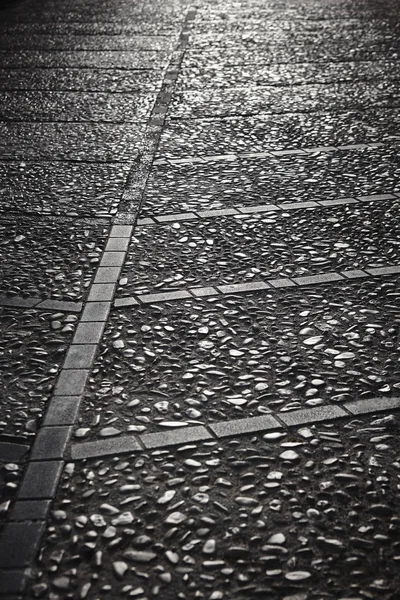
{"left": 1, "top": 0, "right": 400, "bottom": 598}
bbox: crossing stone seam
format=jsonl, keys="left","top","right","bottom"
{"left": 134, "top": 192, "right": 398, "bottom": 225}
{"left": 0, "top": 8, "right": 198, "bottom": 581}
{"left": 113, "top": 265, "right": 398, "bottom": 307}
{"left": 69, "top": 397, "right": 400, "bottom": 458}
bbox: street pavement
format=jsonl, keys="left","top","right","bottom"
{"left": 1, "top": 0, "right": 400, "bottom": 597}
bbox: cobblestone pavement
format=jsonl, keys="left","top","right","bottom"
{"left": 1, "top": 0, "right": 400, "bottom": 598}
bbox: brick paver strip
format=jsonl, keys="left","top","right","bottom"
{"left": 105, "top": 237, "right": 130, "bottom": 252}
{"left": 190, "top": 286, "right": 219, "bottom": 297}
{"left": 0, "top": 522, "right": 45, "bottom": 568}
{"left": 63, "top": 344, "right": 97, "bottom": 369}
{"left": 36, "top": 299, "right": 82, "bottom": 312}
{"left": 30, "top": 426, "right": 72, "bottom": 460}
{"left": 110, "top": 225, "right": 133, "bottom": 237}
{"left": 114, "top": 296, "right": 140, "bottom": 307}
{"left": 43, "top": 396, "right": 81, "bottom": 426}
{"left": 18, "top": 461, "right": 63, "bottom": 499}
{"left": 10, "top": 500, "right": 51, "bottom": 522}
{"left": 0, "top": 441, "right": 29, "bottom": 463}
{"left": 210, "top": 415, "right": 281, "bottom": 438}
{"left": 269, "top": 278, "right": 296, "bottom": 288}
{"left": 100, "top": 251, "right": 126, "bottom": 267}
{"left": 72, "top": 321, "right": 105, "bottom": 345}
{"left": 140, "top": 426, "right": 213, "bottom": 449}
{"left": 341, "top": 269, "right": 369, "bottom": 279}
{"left": 0, "top": 295, "right": 39, "bottom": 308}
{"left": 139, "top": 290, "right": 192, "bottom": 303}
{"left": 318, "top": 198, "right": 357, "bottom": 206}
{"left": 217, "top": 281, "right": 270, "bottom": 294}
{"left": 88, "top": 283, "right": 116, "bottom": 301}
{"left": 278, "top": 405, "right": 348, "bottom": 427}
{"left": 358, "top": 193, "right": 396, "bottom": 201}
{"left": 54, "top": 369, "right": 90, "bottom": 396}
{"left": 81, "top": 301, "right": 111, "bottom": 322}
{"left": 155, "top": 212, "right": 198, "bottom": 222}
{"left": 345, "top": 397, "right": 400, "bottom": 415}
{"left": 0, "top": 568, "right": 28, "bottom": 594}
{"left": 197, "top": 208, "right": 239, "bottom": 217}
{"left": 293, "top": 273, "right": 344, "bottom": 286}
{"left": 237, "top": 204, "right": 279, "bottom": 214}
{"left": 282, "top": 201, "right": 320, "bottom": 209}
{"left": 94, "top": 267, "right": 122, "bottom": 283}
{"left": 366, "top": 266, "right": 400, "bottom": 276}
{"left": 71, "top": 435, "right": 142, "bottom": 460}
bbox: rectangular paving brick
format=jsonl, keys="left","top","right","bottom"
{"left": 10, "top": 500, "right": 51, "bottom": 521}
{"left": 269, "top": 278, "right": 296, "bottom": 288}
{"left": 54, "top": 369, "right": 89, "bottom": 396}
{"left": 0, "top": 568, "right": 28, "bottom": 593}
{"left": 304, "top": 146, "right": 337, "bottom": 153}
{"left": 71, "top": 436, "right": 142, "bottom": 460}
{"left": 0, "top": 441, "right": 29, "bottom": 462}
{"left": 0, "top": 522, "right": 44, "bottom": 568}
{"left": 100, "top": 251, "right": 126, "bottom": 267}
{"left": 139, "top": 290, "right": 192, "bottom": 303}
{"left": 281, "top": 201, "right": 319, "bottom": 209}
{"left": 114, "top": 296, "right": 139, "bottom": 307}
{"left": 140, "top": 426, "right": 213, "bottom": 449}
{"left": 345, "top": 397, "right": 400, "bottom": 415}
{"left": 217, "top": 281, "right": 270, "bottom": 294}
{"left": 81, "top": 302, "right": 110, "bottom": 322}
{"left": 18, "top": 461, "right": 63, "bottom": 499}
{"left": 35, "top": 299, "right": 82, "bottom": 312}
{"left": 154, "top": 212, "right": 198, "bottom": 222}
{"left": 190, "top": 286, "right": 219, "bottom": 297}
{"left": 63, "top": 344, "right": 97, "bottom": 369}
{"left": 88, "top": 283, "right": 116, "bottom": 301}
{"left": 43, "top": 396, "right": 81, "bottom": 426}
{"left": 72, "top": 321, "right": 105, "bottom": 345}
{"left": 136, "top": 218, "right": 156, "bottom": 225}
{"left": 278, "top": 405, "right": 348, "bottom": 427}
{"left": 293, "top": 273, "right": 344, "bottom": 286}
{"left": 341, "top": 269, "right": 369, "bottom": 279}
{"left": 270, "top": 149, "right": 306, "bottom": 156}
{"left": 358, "top": 193, "right": 396, "bottom": 201}
{"left": 196, "top": 208, "right": 239, "bottom": 218}
{"left": 110, "top": 225, "right": 133, "bottom": 237}
{"left": 94, "top": 267, "right": 122, "bottom": 284}
{"left": 210, "top": 415, "right": 281, "bottom": 438}
{"left": 366, "top": 265, "right": 400, "bottom": 276}
{"left": 105, "top": 237, "right": 130, "bottom": 252}
{"left": 31, "top": 426, "right": 72, "bottom": 460}
{"left": 237, "top": 204, "right": 278, "bottom": 214}
{"left": 318, "top": 198, "right": 357, "bottom": 206}
{"left": 0, "top": 295, "right": 39, "bottom": 308}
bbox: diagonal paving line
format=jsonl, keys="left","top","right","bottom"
{"left": 0, "top": 7, "right": 198, "bottom": 594}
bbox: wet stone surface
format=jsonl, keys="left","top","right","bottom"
{"left": 118, "top": 201, "right": 400, "bottom": 293}
{"left": 79, "top": 279, "right": 400, "bottom": 437}
{"left": 0, "top": 220, "right": 108, "bottom": 300}
{"left": 31, "top": 417, "right": 400, "bottom": 599}
{"left": 0, "top": 51, "right": 168, "bottom": 70}
{"left": 0, "top": 461, "right": 24, "bottom": 532}
{"left": 158, "top": 109, "right": 400, "bottom": 157}
{"left": 0, "top": 308, "right": 75, "bottom": 438}
{"left": 0, "top": 34, "right": 174, "bottom": 52}
{"left": 0, "top": 161, "right": 131, "bottom": 217}
{"left": 143, "top": 147, "right": 400, "bottom": 216}
{"left": 168, "top": 81, "right": 400, "bottom": 119}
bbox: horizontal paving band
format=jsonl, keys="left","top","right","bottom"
{"left": 69, "top": 396, "right": 400, "bottom": 459}
{"left": 0, "top": 295, "right": 82, "bottom": 312}
{"left": 134, "top": 192, "right": 398, "bottom": 225}
{"left": 113, "top": 264, "right": 400, "bottom": 307}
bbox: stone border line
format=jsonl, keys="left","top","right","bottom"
{"left": 0, "top": 9, "right": 198, "bottom": 595}
{"left": 113, "top": 264, "right": 400, "bottom": 308}
{"left": 70, "top": 396, "right": 400, "bottom": 459}
{"left": 134, "top": 192, "right": 398, "bottom": 226}
{"left": 152, "top": 141, "right": 386, "bottom": 166}
{"left": 0, "top": 295, "right": 82, "bottom": 312}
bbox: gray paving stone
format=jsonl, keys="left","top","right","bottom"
{"left": 270, "top": 149, "right": 306, "bottom": 156}
{"left": 63, "top": 344, "right": 97, "bottom": 369}
{"left": 293, "top": 273, "right": 344, "bottom": 286}
{"left": 196, "top": 208, "right": 238, "bottom": 218}
{"left": 0, "top": 522, "right": 44, "bottom": 568}
{"left": 105, "top": 237, "right": 130, "bottom": 252}
{"left": 280, "top": 201, "right": 319, "bottom": 209}
{"left": 304, "top": 146, "right": 337, "bottom": 153}
{"left": 358, "top": 193, "right": 396, "bottom": 201}
{"left": 217, "top": 281, "right": 270, "bottom": 294}
{"left": 136, "top": 218, "right": 156, "bottom": 225}
{"left": 72, "top": 321, "right": 105, "bottom": 345}
{"left": 43, "top": 396, "right": 81, "bottom": 426}
{"left": 190, "top": 286, "right": 219, "bottom": 297}
{"left": 10, "top": 500, "right": 51, "bottom": 521}
{"left": 81, "top": 301, "right": 111, "bottom": 322}
{"left": 201, "top": 154, "right": 237, "bottom": 162}
{"left": 345, "top": 397, "right": 400, "bottom": 415}
{"left": 0, "top": 441, "right": 29, "bottom": 462}
{"left": 210, "top": 415, "right": 281, "bottom": 438}
{"left": 88, "top": 283, "right": 116, "bottom": 301}
{"left": 0, "top": 295, "right": 39, "bottom": 308}
{"left": 31, "top": 426, "right": 72, "bottom": 460}
{"left": 35, "top": 299, "right": 82, "bottom": 312}
{"left": 237, "top": 204, "right": 278, "bottom": 214}
{"left": 341, "top": 269, "right": 369, "bottom": 279}
{"left": 71, "top": 436, "right": 141, "bottom": 460}
{"left": 100, "top": 251, "right": 126, "bottom": 267}
{"left": 154, "top": 212, "right": 198, "bottom": 222}
{"left": 139, "top": 290, "right": 192, "bottom": 303}
{"left": 114, "top": 296, "right": 139, "bottom": 307}
{"left": 268, "top": 278, "right": 296, "bottom": 288}
{"left": 18, "top": 461, "right": 63, "bottom": 499}
{"left": 338, "top": 143, "right": 369, "bottom": 150}
{"left": 94, "top": 267, "right": 122, "bottom": 284}
{"left": 278, "top": 405, "right": 348, "bottom": 427}
{"left": 318, "top": 198, "right": 357, "bottom": 206}
{"left": 140, "top": 426, "right": 213, "bottom": 449}
{"left": 366, "top": 265, "right": 400, "bottom": 276}
{"left": 0, "top": 568, "right": 28, "bottom": 594}
{"left": 110, "top": 225, "right": 133, "bottom": 237}
{"left": 54, "top": 369, "right": 89, "bottom": 396}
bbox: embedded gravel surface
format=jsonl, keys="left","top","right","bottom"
{"left": 118, "top": 202, "right": 400, "bottom": 294}
{"left": 78, "top": 279, "right": 400, "bottom": 438}
{"left": 0, "top": 308, "right": 75, "bottom": 438}
{"left": 0, "top": 161, "right": 131, "bottom": 217}
{"left": 0, "top": 34, "right": 173, "bottom": 51}
{"left": 0, "top": 220, "right": 108, "bottom": 300}
{"left": 143, "top": 148, "right": 400, "bottom": 215}
{"left": 158, "top": 110, "right": 400, "bottom": 157}
{"left": 30, "top": 416, "right": 400, "bottom": 599}
{"left": 0, "top": 51, "right": 167, "bottom": 70}
{"left": 0, "top": 461, "right": 24, "bottom": 534}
